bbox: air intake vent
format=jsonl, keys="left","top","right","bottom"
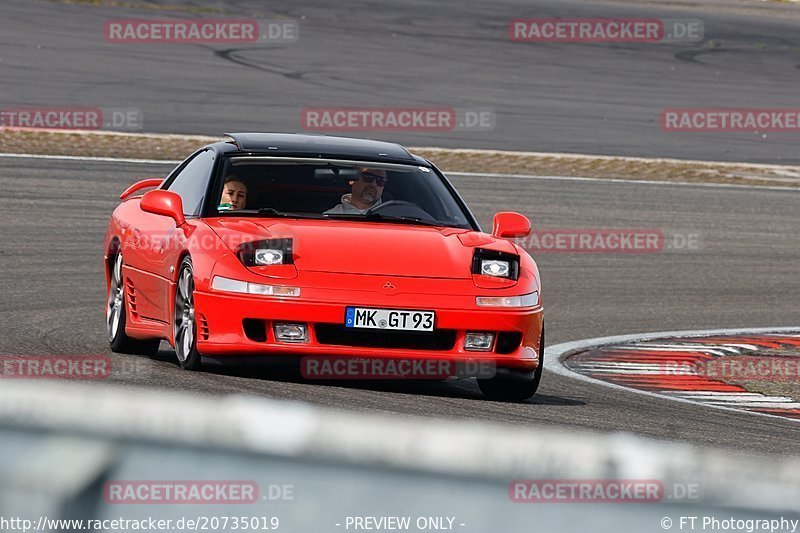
{"left": 199, "top": 313, "right": 210, "bottom": 341}
{"left": 316, "top": 325, "right": 456, "bottom": 351}
{"left": 243, "top": 319, "right": 267, "bottom": 342}
{"left": 125, "top": 280, "right": 138, "bottom": 317}
{"left": 496, "top": 332, "right": 523, "bottom": 354}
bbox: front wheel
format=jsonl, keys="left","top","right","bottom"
{"left": 173, "top": 256, "right": 202, "bottom": 370}
{"left": 477, "top": 325, "right": 544, "bottom": 402}
{"left": 107, "top": 253, "right": 160, "bottom": 355}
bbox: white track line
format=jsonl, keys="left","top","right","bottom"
{"left": 416, "top": 146, "right": 800, "bottom": 171}
{"left": 0, "top": 152, "right": 181, "bottom": 165}
{"left": 1, "top": 152, "right": 799, "bottom": 192}
{"left": 614, "top": 345, "right": 734, "bottom": 356}
{"left": 0, "top": 127, "right": 217, "bottom": 142}
{"left": 543, "top": 327, "right": 800, "bottom": 423}
{"left": 445, "top": 171, "right": 800, "bottom": 192}
{"left": 2, "top": 128, "right": 795, "bottom": 170}
{"left": 625, "top": 343, "right": 745, "bottom": 353}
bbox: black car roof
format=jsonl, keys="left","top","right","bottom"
{"left": 217, "top": 133, "right": 430, "bottom": 166}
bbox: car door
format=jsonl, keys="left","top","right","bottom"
{"left": 124, "top": 149, "right": 215, "bottom": 323}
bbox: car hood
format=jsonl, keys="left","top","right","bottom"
{"left": 205, "top": 218, "right": 517, "bottom": 279}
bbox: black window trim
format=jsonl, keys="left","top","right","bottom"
{"left": 200, "top": 154, "right": 480, "bottom": 231}
{"left": 161, "top": 147, "right": 220, "bottom": 218}
{"left": 428, "top": 163, "right": 482, "bottom": 233}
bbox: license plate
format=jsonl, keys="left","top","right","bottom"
{"left": 345, "top": 307, "right": 435, "bottom": 332}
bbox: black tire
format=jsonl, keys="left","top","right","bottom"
{"left": 173, "top": 256, "right": 202, "bottom": 370}
{"left": 107, "top": 253, "right": 161, "bottom": 356}
{"left": 477, "top": 324, "right": 545, "bottom": 402}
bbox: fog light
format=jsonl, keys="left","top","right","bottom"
{"left": 465, "top": 332, "right": 495, "bottom": 352}
{"left": 274, "top": 322, "right": 308, "bottom": 343}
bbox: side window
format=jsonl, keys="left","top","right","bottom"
{"left": 166, "top": 150, "right": 215, "bottom": 216}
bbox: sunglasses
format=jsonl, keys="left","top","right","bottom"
{"left": 361, "top": 172, "right": 388, "bottom": 186}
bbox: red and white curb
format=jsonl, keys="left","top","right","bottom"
{"left": 544, "top": 327, "right": 800, "bottom": 422}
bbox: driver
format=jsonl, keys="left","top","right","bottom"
{"left": 219, "top": 175, "right": 248, "bottom": 210}
{"left": 324, "top": 167, "right": 388, "bottom": 214}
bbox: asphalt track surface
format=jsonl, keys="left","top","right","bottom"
{"left": 1, "top": 155, "right": 799, "bottom": 456}
{"left": 1, "top": 0, "right": 800, "bottom": 163}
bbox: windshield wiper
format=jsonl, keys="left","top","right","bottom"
{"left": 257, "top": 208, "right": 319, "bottom": 219}
{"left": 324, "top": 212, "right": 443, "bottom": 227}
{"left": 375, "top": 215, "right": 443, "bottom": 227}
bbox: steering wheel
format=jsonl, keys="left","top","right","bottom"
{"left": 366, "top": 200, "right": 434, "bottom": 220}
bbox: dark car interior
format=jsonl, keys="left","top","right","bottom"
{"left": 212, "top": 160, "right": 472, "bottom": 228}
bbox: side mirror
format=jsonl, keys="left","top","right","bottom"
{"left": 140, "top": 190, "right": 185, "bottom": 226}
{"left": 119, "top": 177, "right": 163, "bottom": 200}
{"left": 492, "top": 212, "right": 531, "bottom": 239}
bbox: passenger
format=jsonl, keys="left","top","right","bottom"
{"left": 325, "top": 167, "right": 388, "bottom": 214}
{"left": 219, "top": 175, "right": 248, "bottom": 210}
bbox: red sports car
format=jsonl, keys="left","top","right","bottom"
{"left": 104, "top": 133, "right": 544, "bottom": 400}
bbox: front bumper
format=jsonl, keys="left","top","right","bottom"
{"left": 194, "top": 289, "right": 543, "bottom": 371}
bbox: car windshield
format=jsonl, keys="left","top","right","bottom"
{"left": 210, "top": 156, "right": 474, "bottom": 229}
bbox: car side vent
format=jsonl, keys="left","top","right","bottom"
{"left": 198, "top": 313, "right": 210, "bottom": 341}
{"left": 125, "top": 280, "right": 138, "bottom": 317}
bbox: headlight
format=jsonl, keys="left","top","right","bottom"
{"left": 481, "top": 259, "right": 510, "bottom": 277}
{"left": 471, "top": 248, "right": 519, "bottom": 280}
{"left": 237, "top": 238, "right": 293, "bottom": 266}
{"left": 254, "top": 248, "right": 283, "bottom": 265}
{"left": 211, "top": 276, "right": 300, "bottom": 297}
{"left": 476, "top": 292, "right": 538, "bottom": 307}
